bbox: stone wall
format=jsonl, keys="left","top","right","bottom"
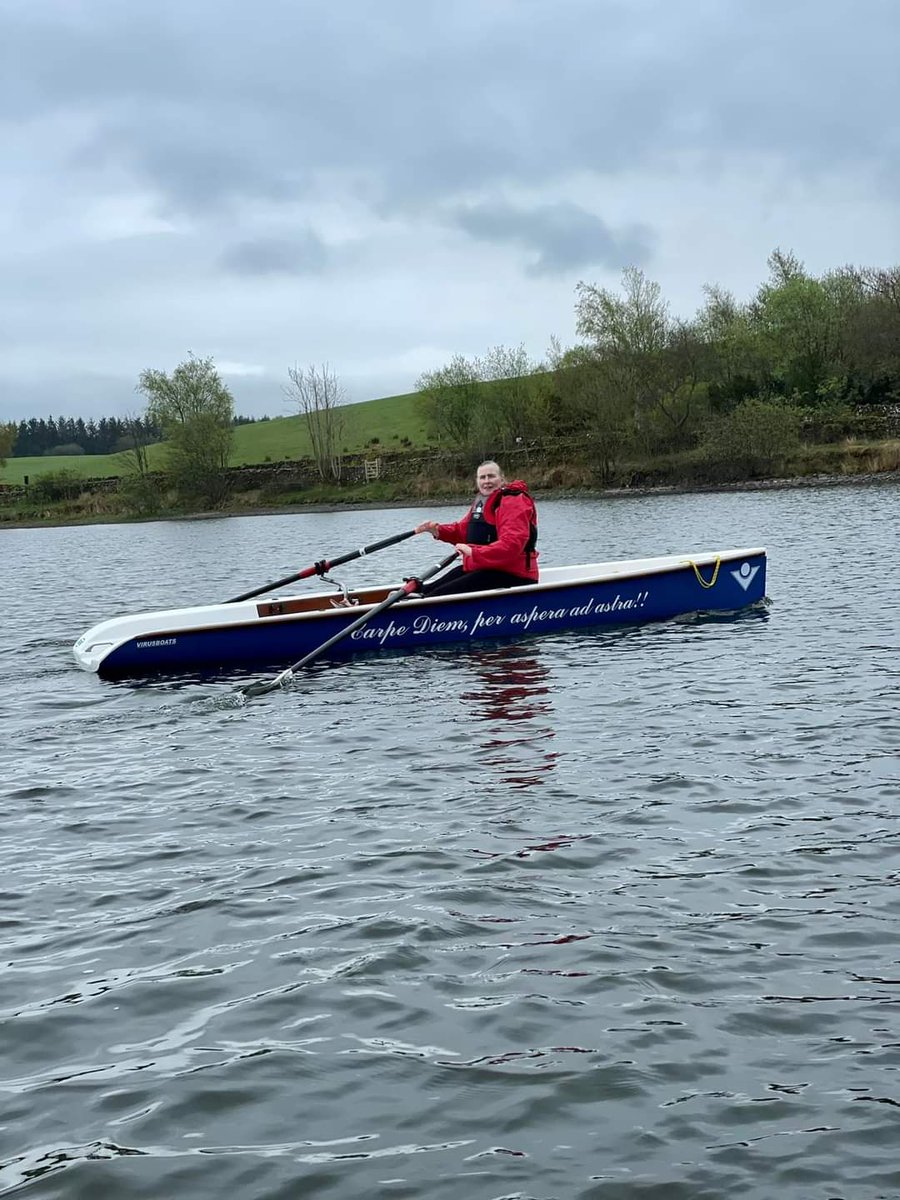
{"left": 0, "top": 447, "right": 489, "bottom": 506}
{"left": 858, "top": 403, "right": 900, "bottom": 437}
{"left": 2, "top": 414, "right": 896, "bottom": 508}
{"left": 226, "top": 447, "right": 490, "bottom": 492}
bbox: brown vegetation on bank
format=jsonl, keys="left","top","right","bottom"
{"left": 2, "top": 437, "right": 898, "bottom": 530}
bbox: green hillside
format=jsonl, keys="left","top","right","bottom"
{"left": 230, "top": 390, "right": 430, "bottom": 464}
{"left": 1, "top": 390, "right": 430, "bottom": 485}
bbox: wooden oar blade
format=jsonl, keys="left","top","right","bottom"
{"left": 239, "top": 667, "right": 294, "bottom": 699}
{"left": 241, "top": 677, "right": 281, "bottom": 699}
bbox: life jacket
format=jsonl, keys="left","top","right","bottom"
{"left": 465, "top": 485, "right": 539, "bottom": 569}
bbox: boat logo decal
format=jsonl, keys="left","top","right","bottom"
{"left": 137, "top": 637, "right": 177, "bottom": 649}
{"left": 730, "top": 562, "right": 759, "bottom": 591}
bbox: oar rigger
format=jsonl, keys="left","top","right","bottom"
{"left": 225, "top": 527, "right": 418, "bottom": 605}
{"left": 239, "top": 551, "right": 458, "bottom": 699}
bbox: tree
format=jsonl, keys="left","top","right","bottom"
{"left": 138, "top": 354, "right": 234, "bottom": 505}
{"left": 479, "top": 344, "right": 550, "bottom": 449}
{"left": 766, "top": 247, "right": 806, "bottom": 287}
{"left": 653, "top": 318, "right": 709, "bottom": 443}
{"left": 542, "top": 337, "right": 589, "bottom": 437}
{"left": 284, "top": 363, "right": 345, "bottom": 482}
{"left": 845, "top": 265, "right": 900, "bottom": 403}
{"left": 416, "top": 354, "right": 484, "bottom": 451}
{"left": 575, "top": 267, "right": 706, "bottom": 451}
{"left": 0, "top": 422, "right": 16, "bottom": 468}
{"left": 575, "top": 267, "right": 671, "bottom": 428}
{"left": 116, "top": 412, "right": 161, "bottom": 516}
{"left": 751, "top": 250, "right": 846, "bottom": 401}
{"left": 562, "top": 353, "right": 636, "bottom": 483}
{"left": 576, "top": 266, "right": 668, "bottom": 357}
{"left": 696, "top": 284, "right": 765, "bottom": 411}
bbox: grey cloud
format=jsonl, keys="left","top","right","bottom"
{"left": 80, "top": 126, "right": 295, "bottom": 215}
{"left": 451, "top": 202, "right": 653, "bottom": 276}
{"left": 3, "top": 0, "right": 900, "bottom": 423}
{"left": 220, "top": 232, "right": 329, "bottom": 276}
{"left": 3, "top": 0, "right": 898, "bottom": 221}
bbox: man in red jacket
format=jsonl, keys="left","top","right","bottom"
{"left": 414, "top": 460, "right": 539, "bottom": 596}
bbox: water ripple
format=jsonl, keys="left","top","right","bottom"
{"left": 2, "top": 491, "right": 899, "bottom": 1198}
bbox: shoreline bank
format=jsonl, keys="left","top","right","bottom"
{"left": 2, "top": 468, "right": 898, "bottom": 531}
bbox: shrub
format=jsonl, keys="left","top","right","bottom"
{"left": 700, "top": 398, "right": 802, "bottom": 480}
{"left": 119, "top": 473, "right": 163, "bottom": 517}
{"left": 799, "top": 397, "right": 860, "bottom": 443}
{"left": 27, "top": 470, "right": 85, "bottom": 503}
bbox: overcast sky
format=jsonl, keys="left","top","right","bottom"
{"left": 2, "top": 0, "right": 899, "bottom": 423}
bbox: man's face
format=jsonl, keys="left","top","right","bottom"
{"left": 476, "top": 464, "right": 503, "bottom": 496}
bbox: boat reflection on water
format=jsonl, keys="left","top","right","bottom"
{"left": 458, "top": 645, "right": 559, "bottom": 789}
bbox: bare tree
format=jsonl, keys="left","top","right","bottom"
{"left": 116, "top": 412, "right": 152, "bottom": 475}
{"left": 114, "top": 411, "right": 161, "bottom": 515}
{"left": 285, "top": 363, "right": 346, "bottom": 482}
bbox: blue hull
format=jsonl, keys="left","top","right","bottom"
{"left": 94, "top": 552, "right": 767, "bottom": 679}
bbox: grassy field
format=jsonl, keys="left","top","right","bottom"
{"left": 0, "top": 450, "right": 154, "bottom": 485}
{"left": 0, "top": 391, "right": 430, "bottom": 485}
{"left": 230, "top": 391, "right": 430, "bottom": 464}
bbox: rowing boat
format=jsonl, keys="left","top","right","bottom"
{"left": 73, "top": 547, "right": 767, "bottom": 680}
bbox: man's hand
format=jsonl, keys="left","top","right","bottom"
{"left": 455, "top": 543, "right": 473, "bottom": 559}
{"left": 415, "top": 520, "right": 439, "bottom": 536}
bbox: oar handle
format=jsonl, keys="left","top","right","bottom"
{"left": 226, "top": 563, "right": 319, "bottom": 603}
{"left": 325, "top": 528, "right": 418, "bottom": 572}
{"left": 225, "top": 528, "right": 417, "bottom": 603}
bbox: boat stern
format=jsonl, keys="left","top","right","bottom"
{"left": 73, "top": 618, "right": 130, "bottom": 673}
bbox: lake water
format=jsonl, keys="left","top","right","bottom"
{"left": 1, "top": 485, "right": 898, "bottom": 1200}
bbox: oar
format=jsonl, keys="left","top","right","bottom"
{"left": 240, "top": 551, "right": 457, "bottom": 699}
{"left": 226, "top": 527, "right": 418, "bottom": 603}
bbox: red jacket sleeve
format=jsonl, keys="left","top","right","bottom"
{"left": 467, "top": 492, "right": 533, "bottom": 573}
{"left": 435, "top": 508, "right": 472, "bottom": 545}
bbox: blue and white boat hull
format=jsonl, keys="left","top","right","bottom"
{"left": 73, "top": 549, "right": 767, "bottom": 679}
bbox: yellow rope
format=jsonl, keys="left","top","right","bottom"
{"left": 687, "top": 556, "right": 721, "bottom": 588}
